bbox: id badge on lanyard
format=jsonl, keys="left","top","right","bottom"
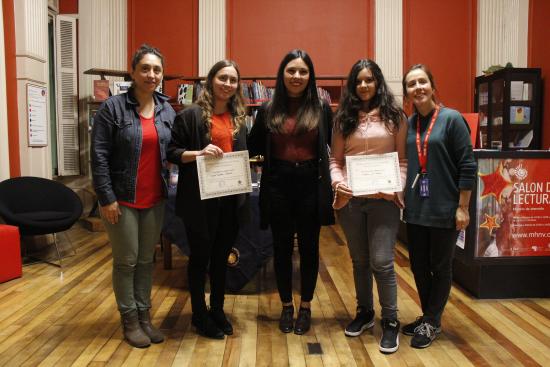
{"left": 414, "top": 106, "right": 440, "bottom": 198}
{"left": 419, "top": 174, "right": 429, "bottom": 197}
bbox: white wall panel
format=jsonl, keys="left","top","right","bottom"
{"left": 78, "top": 0, "right": 126, "bottom": 175}
{"left": 375, "top": 0, "right": 403, "bottom": 101}
{"left": 477, "top": 0, "right": 529, "bottom": 75}
{"left": 78, "top": 0, "right": 126, "bottom": 98}
{"left": 15, "top": 0, "right": 48, "bottom": 61}
{"left": 0, "top": 3, "right": 10, "bottom": 180}
{"left": 14, "top": 0, "right": 50, "bottom": 177}
{"left": 199, "top": 0, "right": 225, "bottom": 76}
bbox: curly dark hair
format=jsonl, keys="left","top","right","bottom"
{"left": 335, "top": 59, "right": 404, "bottom": 138}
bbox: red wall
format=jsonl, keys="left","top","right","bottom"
{"left": 2, "top": 0, "right": 19, "bottom": 177}
{"left": 529, "top": 0, "right": 550, "bottom": 149}
{"left": 227, "top": 0, "right": 374, "bottom": 77}
{"left": 59, "top": 0, "right": 77, "bottom": 14}
{"left": 127, "top": 0, "right": 198, "bottom": 98}
{"left": 403, "top": 0, "right": 477, "bottom": 114}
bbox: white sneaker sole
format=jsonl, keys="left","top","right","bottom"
{"left": 344, "top": 320, "right": 375, "bottom": 337}
{"left": 379, "top": 335, "right": 399, "bottom": 353}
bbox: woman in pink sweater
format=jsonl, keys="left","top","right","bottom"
{"left": 330, "top": 59, "right": 407, "bottom": 353}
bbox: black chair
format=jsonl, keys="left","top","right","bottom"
{"left": 0, "top": 176, "right": 83, "bottom": 268}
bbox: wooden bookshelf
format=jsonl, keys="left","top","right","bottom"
{"left": 175, "top": 75, "right": 346, "bottom": 109}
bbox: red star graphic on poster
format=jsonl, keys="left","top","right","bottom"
{"left": 479, "top": 213, "right": 500, "bottom": 234}
{"left": 479, "top": 164, "right": 511, "bottom": 200}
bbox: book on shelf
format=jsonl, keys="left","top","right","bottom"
{"left": 510, "top": 81, "right": 533, "bottom": 101}
{"left": 247, "top": 81, "right": 274, "bottom": 104}
{"left": 93, "top": 79, "right": 110, "bottom": 101}
{"left": 193, "top": 81, "right": 204, "bottom": 101}
{"left": 510, "top": 106, "right": 530, "bottom": 124}
{"left": 317, "top": 87, "right": 332, "bottom": 105}
{"left": 113, "top": 81, "right": 132, "bottom": 95}
{"left": 177, "top": 83, "right": 194, "bottom": 105}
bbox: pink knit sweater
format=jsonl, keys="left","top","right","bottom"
{"left": 329, "top": 108, "right": 408, "bottom": 206}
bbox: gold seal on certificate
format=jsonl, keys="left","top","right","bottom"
{"left": 345, "top": 152, "right": 402, "bottom": 196}
{"left": 196, "top": 150, "right": 253, "bottom": 200}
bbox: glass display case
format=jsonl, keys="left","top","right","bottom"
{"left": 474, "top": 68, "right": 542, "bottom": 150}
{"left": 453, "top": 150, "right": 550, "bottom": 298}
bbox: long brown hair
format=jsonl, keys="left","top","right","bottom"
{"left": 402, "top": 63, "right": 438, "bottom": 113}
{"left": 196, "top": 60, "right": 247, "bottom": 138}
{"left": 267, "top": 49, "right": 321, "bottom": 134}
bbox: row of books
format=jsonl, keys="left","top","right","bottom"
{"left": 93, "top": 80, "right": 162, "bottom": 101}
{"left": 177, "top": 81, "right": 332, "bottom": 105}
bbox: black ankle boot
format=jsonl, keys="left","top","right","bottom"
{"left": 294, "top": 307, "right": 311, "bottom": 335}
{"left": 191, "top": 313, "right": 224, "bottom": 339}
{"left": 279, "top": 305, "right": 294, "bottom": 333}
{"left": 209, "top": 308, "right": 233, "bottom": 335}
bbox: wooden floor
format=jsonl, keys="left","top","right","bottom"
{"left": 0, "top": 224, "right": 549, "bottom": 367}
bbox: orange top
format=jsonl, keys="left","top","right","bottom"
{"left": 211, "top": 112, "right": 233, "bottom": 152}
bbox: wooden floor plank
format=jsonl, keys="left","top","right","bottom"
{"left": 0, "top": 224, "right": 548, "bottom": 366}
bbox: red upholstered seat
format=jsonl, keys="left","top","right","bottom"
{"left": 0, "top": 224, "right": 22, "bottom": 283}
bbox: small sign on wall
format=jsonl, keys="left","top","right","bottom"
{"left": 27, "top": 84, "right": 48, "bottom": 147}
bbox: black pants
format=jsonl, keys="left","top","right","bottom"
{"left": 406, "top": 223, "right": 459, "bottom": 326}
{"left": 186, "top": 196, "right": 238, "bottom": 317}
{"left": 269, "top": 159, "right": 320, "bottom": 304}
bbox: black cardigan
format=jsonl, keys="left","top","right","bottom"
{"left": 247, "top": 102, "right": 335, "bottom": 229}
{"left": 167, "top": 105, "right": 248, "bottom": 234}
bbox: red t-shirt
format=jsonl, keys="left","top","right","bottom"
{"left": 119, "top": 114, "right": 163, "bottom": 208}
{"left": 211, "top": 112, "right": 233, "bottom": 153}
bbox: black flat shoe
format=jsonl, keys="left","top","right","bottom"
{"left": 294, "top": 307, "right": 311, "bottom": 335}
{"left": 210, "top": 308, "right": 233, "bottom": 335}
{"left": 279, "top": 305, "right": 294, "bottom": 333}
{"left": 192, "top": 314, "right": 224, "bottom": 339}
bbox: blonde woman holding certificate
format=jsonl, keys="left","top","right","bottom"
{"left": 167, "top": 60, "right": 248, "bottom": 339}
{"left": 329, "top": 59, "right": 407, "bottom": 354}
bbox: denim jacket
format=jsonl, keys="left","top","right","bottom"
{"left": 91, "top": 88, "right": 176, "bottom": 206}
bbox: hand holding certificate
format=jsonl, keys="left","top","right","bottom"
{"left": 196, "top": 150, "right": 252, "bottom": 200}
{"left": 345, "top": 152, "right": 402, "bottom": 196}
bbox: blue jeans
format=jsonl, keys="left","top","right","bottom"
{"left": 337, "top": 198, "right": 399, "bottom": 319}
{"left": 102, "top": 201, "right": 165, "bottom": 314}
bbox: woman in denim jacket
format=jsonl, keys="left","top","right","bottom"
{"left": 91, "top": 44, "right": 175, "bottom": 348}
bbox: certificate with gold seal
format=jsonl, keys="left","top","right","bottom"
{"left": 346, "top": 151, "right": 402, "bottom": 196}
{"left": 196, "top": 150, "right": 252, "bottom": 200}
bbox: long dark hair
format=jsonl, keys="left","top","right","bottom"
{"left": 196, "top": 59, "right": 246, "bottom": 136}
{"left": 335, "top": 59, "right": 404, "bottom": 138}
{"left": 402, "top": 63, "right": 438, "bottom": 113}
{"left": 267, "top": 49, "right": 321, "bottom": 134}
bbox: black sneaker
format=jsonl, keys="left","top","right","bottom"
{"left": 379, "top": 318, "right": 400, "bottom": 353}
{"left": 411, "top": 322, "right": 437, "bottom": 348}
{"left": 344, "top": 307, "right": 375, "bottom": 337}
{"left": 403, "top": 317, "right": 441, "bottom": 336}
{"left": 279, "top": 305, "right": 294, "bottom": 333}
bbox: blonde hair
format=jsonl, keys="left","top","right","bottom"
{"left": 196, "top": 60, "right": 247, "bottom": 139}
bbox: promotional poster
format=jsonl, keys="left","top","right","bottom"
{"left": 476, "top": 158, "right": 550, "bottom": 257}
